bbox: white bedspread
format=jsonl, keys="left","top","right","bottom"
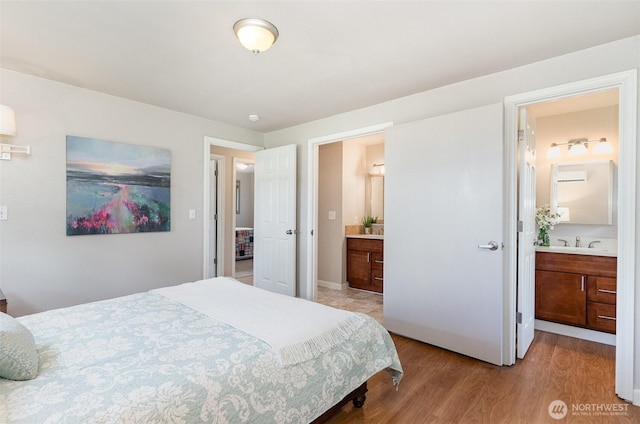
{"left": 152, "top": 277, "right": 365, "bottom": 366}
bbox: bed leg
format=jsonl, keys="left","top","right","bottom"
{"left": 352, "top": 393, "right": 367, "bottom": 408}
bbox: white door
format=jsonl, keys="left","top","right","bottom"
{"left": 517, "top": 107, "right": 537, "bottom": 358}
{"left": 254, "top": 144, "right": 297, "bottom": 296}
{"left": 384, "top": 103, "right": 505, "bottom": 365}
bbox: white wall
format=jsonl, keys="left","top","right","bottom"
{"left": 263, "top": 36, "right": 640, "bottom": 393}
{"left": 236, "top": 171, "right": 254, "bottom": 228}
{"left": 0, "top": 69, "right": 263, "bottom": 316}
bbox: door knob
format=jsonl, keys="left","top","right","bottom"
{"left": 286, "top": 229, "right": 298, "bottom": 235}
{"left": 478, "top": 241, "right": 499, "bottom": 251}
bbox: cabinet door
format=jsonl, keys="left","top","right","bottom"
{"left": 347, "top": 250, "right": 371, "bottom": 290}
{"left": 535, "top": 270, "right": 586, "bottom": 326}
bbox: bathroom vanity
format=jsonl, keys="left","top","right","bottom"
{"left": 346, "top": 235, "right": 383, "bottom": 293}
{"left": 535, "top": 250, "right": 616, "bottom": 333}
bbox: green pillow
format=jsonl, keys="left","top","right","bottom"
{"left": 0, "top": 312, "right": 39, "bottom": 380}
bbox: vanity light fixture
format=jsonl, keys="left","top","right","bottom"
{"left": 545, "top": 137, "right": 612, "bottom": 159}
{"left": 233, "top": 18, "right": 279, "bottom": 54}
{"left": 0, "top": 104, "right": 31, "bottom": 161}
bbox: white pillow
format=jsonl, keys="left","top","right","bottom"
{"left": 0, "top": 312, "right": 39, "bottom": 380}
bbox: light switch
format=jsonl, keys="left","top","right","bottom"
{"left": 189, "top": 209, "right": 196, "bottom": 219}
{"left": 328, "top": 211, "right": 336, "bottom": 220}
{"left": 0, "top": 206, "right": 6, "bottom": 221}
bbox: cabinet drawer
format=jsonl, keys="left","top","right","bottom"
{"left": 346, "top": 238, "right": 383, "bottom": 253}
{"left": 587, "top": 302, "right": 616, "bottom": 334}
{"left": 586, "top": 276, "right": 616, "bottom": 305}
{"left": 371, "top": 252, "right": 384, "bottom": 270}
{"left": 371, "top": 269, "right": 384, "bottom": 293}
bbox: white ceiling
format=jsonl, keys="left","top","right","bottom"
{"left": 1, "top": 1, "right": 639, "bottom": 133}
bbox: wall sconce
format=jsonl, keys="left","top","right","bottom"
{"left": 546, "top": 137, "right": 612, "bottom": 159}
{"left": 370, "top": 163, "right": 385, "bottom": 175}
{"left": 233, "top": 18, "right": 279, "bottom": 54}
{"left": 0, "top": 104, "right": 31, "bottom": 161}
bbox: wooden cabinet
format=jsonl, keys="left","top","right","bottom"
{"left": 0, "top": 289, "right": 6, "bottom": 314}
{"left": 346, "top": 238, "right": 383, "bottom": 293}
{"left": 535, "top": 252, "right": 616, "bottom": 334}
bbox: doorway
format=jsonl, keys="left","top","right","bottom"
{"left": 203, "top": 136, "right": 262, "bottom": 279}
{"left": 234, "top": 159, "right": 255, "bottom": 284}
{"left": 307, "top": 123, "right": 393, "bottom": 301}
{"left": 505, "top": 70, "right": 637, "bottom": 402}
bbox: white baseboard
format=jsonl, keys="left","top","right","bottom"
{"left": 535, "top": 319, "right": 616, "bottom": 346}
{"left": 318, "top": 280, "right": 347, "bottom": 290}
{"left": 633, "top": 389, "right": 640, "bottom": 406}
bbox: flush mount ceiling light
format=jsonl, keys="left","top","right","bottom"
{"left": 233, "top": 18, "right": 279, "bottom": 54}
{"left": 0, "top": 104, "right": 32, "bottom": 161}
{"left": 546, "top": 137, "right": 613, "bottom": 159}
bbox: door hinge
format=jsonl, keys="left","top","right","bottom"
{"left": 517, "top": 129, "right": 525, "bottom": 142}
{"left": 516, "top": 312, "right": 523, "bottom": 324}
{"left": 310, "top": 229, "right": 314, "bottom": 236}
{"left": 213, "top": 258, "right": 217, "bottom": 265}
{"left": 214, "top": 214, "right": 218, "bottom": 221}
{"left": 517, "top": 220, "right": 524, "bottom": 232}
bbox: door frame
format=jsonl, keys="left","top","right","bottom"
{"left": 503, "top": 70, "right": 637, "bottom": 402}
{"left": 306, "top": 122, "right": 393, "bottom": 301}
{"left": 203, "top": 136, "right": 262, "bottom": 279}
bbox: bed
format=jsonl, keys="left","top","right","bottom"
{"left": 235, "top": 227, "right": 254, "bottom": 260}
{"left": 1, "top": 277, "right": 402, "bottom": 423}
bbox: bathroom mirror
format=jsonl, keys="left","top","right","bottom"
{"left": 550, "top": 160, "right": 614, "bottom": 225}
{"left": 370, "top": 175, "right": 384, "bottom": 220}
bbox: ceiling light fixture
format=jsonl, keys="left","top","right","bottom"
{"left": 233, "top": 18, "right": 279, "bottom": 54}
{"left": 0, "top": 104, "right": 31, "bottom": 161}
{"left": 248, "top": 114, "right": 260, "bottom": 122}
{"left": 546, "top": 137, "right": 613, "bottom": 159}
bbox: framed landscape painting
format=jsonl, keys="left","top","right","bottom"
{"left": 66, "top": 136, "right": 171, "bottom": 236}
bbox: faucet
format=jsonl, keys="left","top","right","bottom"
{"left": 558, "top": 239, "right": 569, "bottom": 247}
{"left": 575, "top": 236, "right": 581, "bottom": 248}
{"left": 588, "top": 240, "right": 601, "bottom": 248}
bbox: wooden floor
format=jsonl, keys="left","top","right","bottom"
{"left": 316, "top": 288, "right": 639, "bottom": 424}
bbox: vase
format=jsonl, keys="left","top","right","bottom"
{"left": 364, "top": 227, "right": 372, "bottom": 234}
{"left": 538, "top": 228, "right": 550, "bottom": 247}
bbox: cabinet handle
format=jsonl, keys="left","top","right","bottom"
{"left": 597, "top": 315, "right": 616, "bottom": 321}
{"left": 374, "top": 260, "right": 384, "bottom": 264}
{"left": 598, "top": 289, "right": 617, "bottom": 294}
{"left": 367, "top": 252, "right": 370, "bottom": 263}
{"left": 374, "top": 277, "right": 384, "bottom": 281}
{"left": 581, "top": 275, "right": 585, "bottom": 292}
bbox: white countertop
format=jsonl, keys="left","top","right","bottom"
{"left": 536, "top": 246, "right": 617, "bottom": 257}
{"left": 346, "top": 234, "right": 384, "bottom": 240}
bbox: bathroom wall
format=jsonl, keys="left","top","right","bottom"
{"left": 318, "top": 142, "right": 344, "bottom": 286}
{"left": 535, "top": 105, "right": 619, "bottom": 241}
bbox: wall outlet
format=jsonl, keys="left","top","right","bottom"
{"left": 189, "top": 209, "right": 196, "bottom": 219}
{"left": 328, "top": 211, "right": 336, "bottom": 220}
{"left": 0, "top": 206, "right": 7, "bottom": 220}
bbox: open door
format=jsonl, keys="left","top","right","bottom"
{"left": 384, "top": 103, "right": 505, "bottom": 365}
{"left": 516, "top": 107, "right": 537, "bottom": 358}
{"left": 253, "top": 144, "right": 297, "bottom": 296}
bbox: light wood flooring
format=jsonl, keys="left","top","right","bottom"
{"left": 316, "top": 286, "right": 640, "bottom": 424}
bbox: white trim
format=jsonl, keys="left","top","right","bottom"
{"left": 317, "top": 279, "right": 347, "bottom": 291}
{"left": 504, "top": 70, "right": 637, "bottom": 402}
{"left": 306, "top": 122, "right": 393, "bottom": 301}
{"left": 535, "top": 319, "right": 616, "bottom": 346}
{"left": 203, "top": 137, "right": 263, "bottom": 279}
{"left": 204, "top": 136, "right": 263, "bottom": 152}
